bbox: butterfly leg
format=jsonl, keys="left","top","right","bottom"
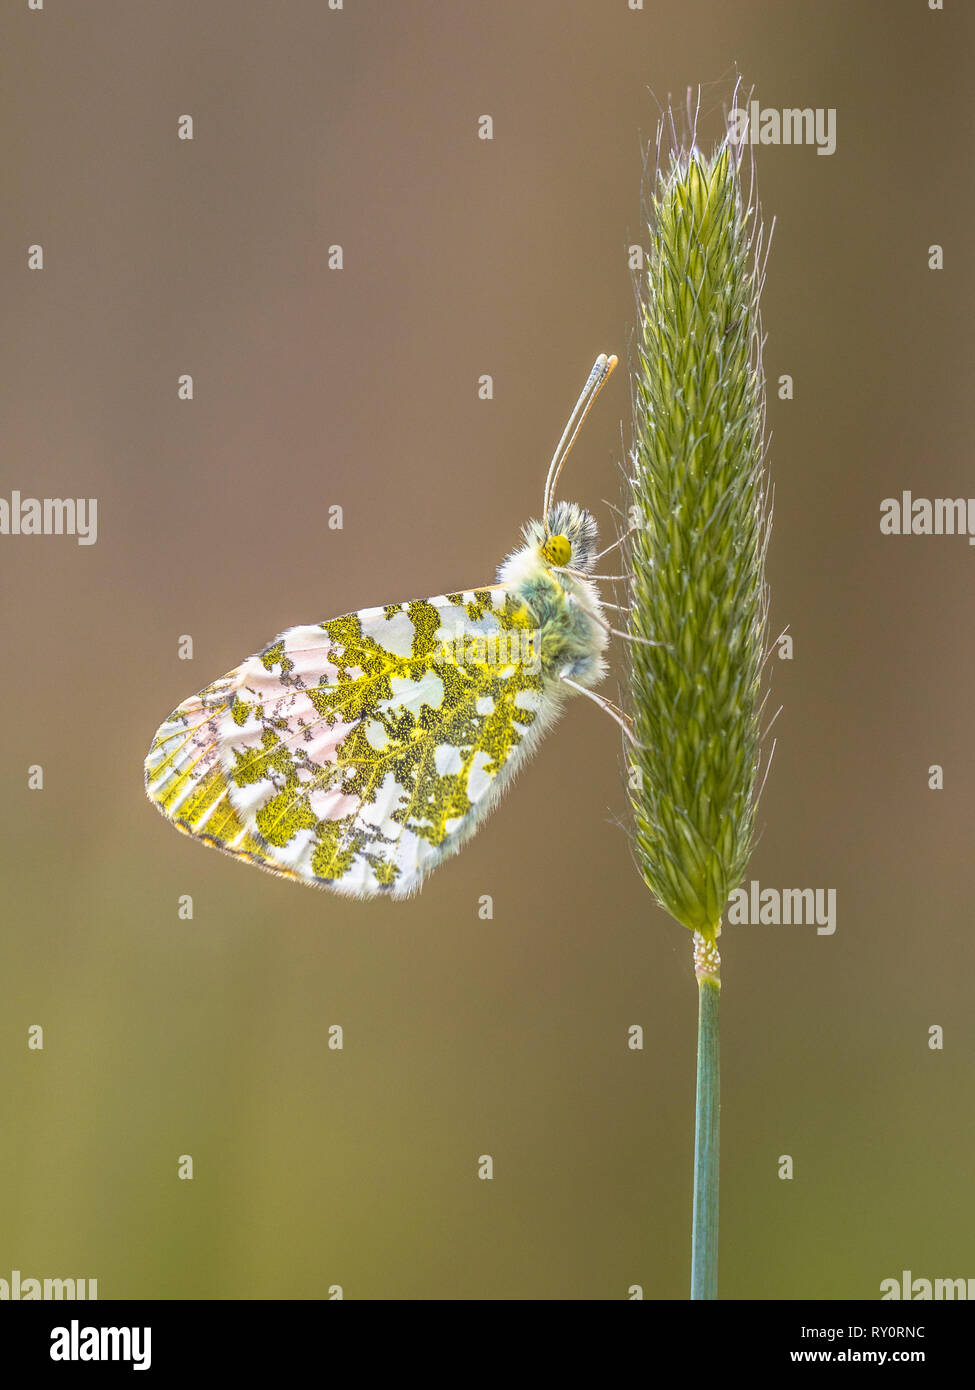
{"left": 559, "top": 674, "right": 647, "bottom": 750}
{"left": 565, "top": 589, "right": 668, "bottom": 649}
{"left": 590, "top": 520, "right": 639, "bottom": 563}
{"left": 556, "top": 565, "right": 629, "bottom": 582}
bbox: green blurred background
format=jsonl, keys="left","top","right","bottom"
{"left": 3, "top": 0, "right": 972, "bottom": 1300}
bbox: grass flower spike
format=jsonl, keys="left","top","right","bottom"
{"left": 627, "top": 109, "right": 772, "bottom": 1299}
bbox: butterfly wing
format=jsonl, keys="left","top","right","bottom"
{"left": 145, "top": 589, "right": 559, "bottom": 897}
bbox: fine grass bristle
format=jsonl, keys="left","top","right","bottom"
{"left": 627, "top": 126, "right": 771, "bottom": 944}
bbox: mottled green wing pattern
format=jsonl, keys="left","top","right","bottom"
{"left": 144, "top": 590, "right": 550, "bottom": 896}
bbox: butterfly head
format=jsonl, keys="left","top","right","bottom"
{"left": 532, "top": 501, "right": 599, "bottom": 574}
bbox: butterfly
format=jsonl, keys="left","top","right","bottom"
{"left": 144, "top": 353, "right": 637, "bottom": 898}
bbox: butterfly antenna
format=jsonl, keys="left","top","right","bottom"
{"left": 542, "top": 353, "right": 618, "bottom": 535}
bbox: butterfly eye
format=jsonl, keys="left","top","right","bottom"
{"left": 541, "top": 534, "right": 571, "bottom": 566}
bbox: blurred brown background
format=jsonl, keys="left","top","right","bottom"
{"left": 2, "top": 0, "right": 972, "bottom": 1300}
